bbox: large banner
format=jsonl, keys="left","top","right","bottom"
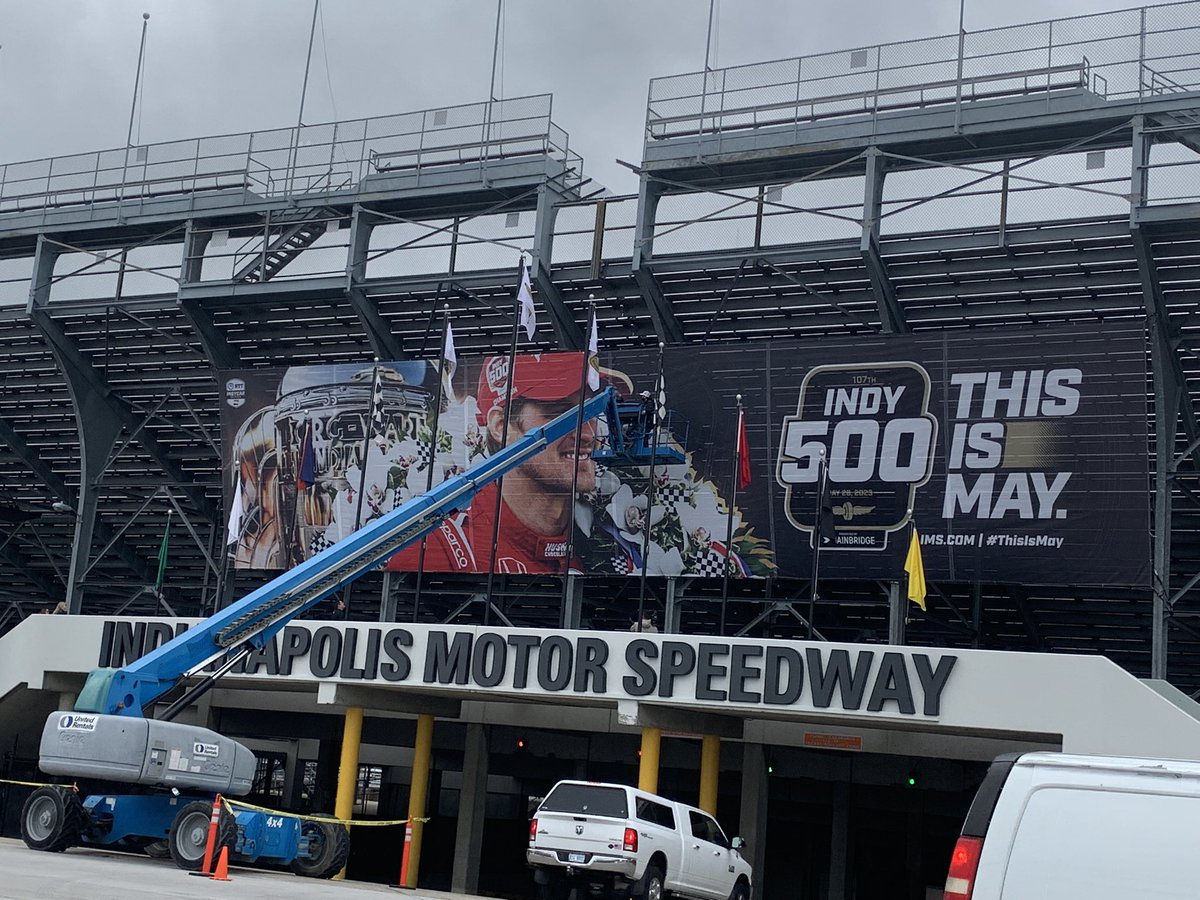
{"left": 219, "top": 323, "right": 1149, "bottom": 588}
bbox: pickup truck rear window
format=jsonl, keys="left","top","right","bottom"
{"left": 541, "top": 784, "right": 629, "bottom": 818}
{"left": 636, "top": 798, "right": 676, "bottom": 829}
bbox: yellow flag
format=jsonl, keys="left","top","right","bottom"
{"left": 905, "top": 528, "right": 927, "bottom": 611}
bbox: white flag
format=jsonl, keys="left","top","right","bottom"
{"left": 517, "top": 262, "right": 537, "bottom": 340}
{"left": 586, "top": 313, "right": 600, "bottom": 391}
{"left": 226, "top": 474, "right": 244, "bottom": 547}
{"left": 443, "top": 319, "right": 458, "bottom": 382}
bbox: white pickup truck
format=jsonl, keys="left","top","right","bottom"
{"left": 527, "top": 780, "right": 753, "bottom": 900}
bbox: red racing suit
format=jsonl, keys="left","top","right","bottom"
{"left": 386, "top": 482, "right": 578, "bottom": 574}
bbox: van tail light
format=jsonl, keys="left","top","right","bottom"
{"left": 529, "top": 818, "right": 538, "bottom": 842}
{"left": 623, "top": 827, "right": 638, "bottom": 852}
{"left": 944, "top": 835, "right": 983, "bottom": 900}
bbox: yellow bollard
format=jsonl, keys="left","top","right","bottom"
{"left": 699, "top": 734, "right": 720, "bottom": 814}
{"left": 404, "top": 713, "right": 435, "bottom": 888}
{"left": 638, "top": 727, "right": 662, "bottom": 794}
{"left": 331, "top": 705, "right": 363, "bottom": 881}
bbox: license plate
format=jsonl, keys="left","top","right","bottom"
{"left": 568, "top": 852, "right": 586, "bottom": 864}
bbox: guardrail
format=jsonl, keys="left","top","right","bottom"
{"left": 0, "top": 94, "right": 583, "bottom": 217}
{"left": 647, "top": 0, "right": 1200, "bottom": 144}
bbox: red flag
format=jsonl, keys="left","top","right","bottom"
{"left": 736, "top": 410, "right": 752, "bottom": 491}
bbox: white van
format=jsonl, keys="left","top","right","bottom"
{"left": 944, "top": 751, "right": 1200, "bottom": 899}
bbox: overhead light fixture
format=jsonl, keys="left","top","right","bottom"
{"left": 51, "top": 501, "right": 73, "bottom": 513}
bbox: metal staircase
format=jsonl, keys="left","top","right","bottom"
{"left": 233, "top": 209, "right": 335, "bottom": 283}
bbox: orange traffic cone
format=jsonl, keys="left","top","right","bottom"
{"left": 210, "top": 846, "right": 231, "bottom": 882}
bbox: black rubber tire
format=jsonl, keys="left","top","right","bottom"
{"left": 143, "top": 839, "right": 171, "bottom": 859}
{"left": 168, "top": 800, "right": 237, "bottom": 871}
{"left": 728, "top": 880, "right": 750, "bottom": 900}
{"left": 20, "top": 787, "right": 84, "bottom": 852}
{"left": 640, "top": 864, "right": 667, "bottom": 900}
{"left": 288, "top": 818, "right": 351, "bottom": 879}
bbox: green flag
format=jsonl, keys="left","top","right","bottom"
{"left": 155, "top": 513, "right": 171, "bottom": 593}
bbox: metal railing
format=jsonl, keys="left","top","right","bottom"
{"left": 0, "top": 94, "right": 583, "bottom": 217}
{"left": 646, "top": 0, "right": 1200, "bottom": 142}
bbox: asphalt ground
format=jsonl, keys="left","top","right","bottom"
{"left": 0, "top": 837, "right": 493, "bottom": 900}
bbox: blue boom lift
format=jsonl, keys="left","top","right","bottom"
{"left": 20, "top": 386, "right": 677, "bottom": 876}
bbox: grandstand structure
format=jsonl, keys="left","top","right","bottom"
{"left": 3, "top": 2, "right": 1200, "bottom": 693}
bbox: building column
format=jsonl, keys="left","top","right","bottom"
{"left": 827, "top": 781, "right": 851, "bottom": 900}
{"left": 451, "top": 723, "right": 489, "bottom": 894}
{"left": 404, "top": 713, "right": 435, "bottom": 887}
{"left": 638, "top": 727, "right": 662, "bottom": 794}
{"left": 332, "top": 706, "right": 364, "bottom": 881}
{"left": 738, "top": 743, "right": 769, "bottom": 900}
{"left": 698, "top": 734, "right": 720, "bottom": 814}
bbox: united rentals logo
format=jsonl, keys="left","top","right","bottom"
{"left": 776, "top": 362, "right": 937, "bottom": 551}
{"left": 58, "top": 713, "right": 99, "bottom": 731}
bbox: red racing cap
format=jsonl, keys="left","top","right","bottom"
{"left": 475, "top": 352, "right": 587, "bottom": 425}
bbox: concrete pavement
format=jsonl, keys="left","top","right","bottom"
{"left": 0, "top": 837, "right": 496, "bottom": 900}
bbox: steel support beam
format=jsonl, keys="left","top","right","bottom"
{"left": 632, "top": 175, "right": 685, "bottom": 344}
{"left": 28, "top": 236, "right": 122, "bottom": 614}
{"left": 531, "top": 185, "right": 584, "bottom": 349}
{"left": 0, "top": 409, "right": 153, "bottom": 591}
{"left": 1131, "top": 116, "right": 1185, "bottom": 680}
{"left": 862, "top": 148, "right": 908, "bottom": 333}
{"left": 29, "top": 237, "right": 212, "bottom": 609}
{"left": 178, "top": 221, "right": 240, "bottom": 370}
{"left": 346, "top": 205, "right": 406, "bottom": 361}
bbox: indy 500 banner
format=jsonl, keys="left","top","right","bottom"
{"left": 219, "top": 323, "right": 1149, "bottom": 588}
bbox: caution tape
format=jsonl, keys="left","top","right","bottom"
{"left": 0, "top": 778, "right": 75, "bottom": 790}
{"left": 222, "top": 796, "right": 428, "bottom": 828}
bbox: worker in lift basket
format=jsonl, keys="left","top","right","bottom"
{"left": 387, "top": 352, "right": 597, "bottom": 575}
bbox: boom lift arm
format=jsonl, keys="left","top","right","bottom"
{"left": 76, "top": 386, "right": 647, "bottom": 719}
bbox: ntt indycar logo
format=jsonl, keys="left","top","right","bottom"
{"left": 58, "top": 713, "right": 99, "bottom": 732}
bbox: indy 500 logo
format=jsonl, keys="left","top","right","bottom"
{"left": 776, "top": 362, "right": 937, "bottom": 551}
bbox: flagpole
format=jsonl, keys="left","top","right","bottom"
{"left": 485, "top": 257, "right": 528, "bottom": 625}
{"left": 221, "top": 472, "right": 244, "bottom": 613}
{"left": 635, "top": 342, "right": 666, "bottom": 632}
{"left": 347, "top": 358, "right": 382, "bottom": 618}
{"left": 414, "top": 305, "right": 452, "bottom": 623}
{"left": 808, "top": 449, "right": 828, "bottom": 639}
{"left": 719, "top": 395, "right": 743, "bottom": 637}
{"left": 561, "top": 299, "right": 597, "bottom": 602}
{"left": 288, "top": 422, "right": 306, "bottom": 567}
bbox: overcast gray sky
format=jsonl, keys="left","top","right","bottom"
{"left": 0, "top": 0, "right": 1156, "bottom": 195}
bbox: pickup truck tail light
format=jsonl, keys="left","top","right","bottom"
{"left": 623, "top": 827, "right": 638, "bottom": 852}
{"left": 529, "top": 818, "right": 538, "bottom": 842}
{"left": 943, "top": 835, "right": 983, "bottom": 900}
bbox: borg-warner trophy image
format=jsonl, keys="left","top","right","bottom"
{"left": 221, "top": 353, "right": 775, "bottom": 579}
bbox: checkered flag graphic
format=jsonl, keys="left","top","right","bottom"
{"left": 690, "top": 548, "right": 727, "bottom": 578}
{"left": 656, "top": 481, "right": 689, "bottom": 507}
{"left": 369, "top": 366, "right": 386, "bottom": 441}
{"left": 415, "top": 439, "right": 435, "bottom": 471}
{"left": 310, "top": 531, "right": 333, "bottom": 557}
{"left": 610, "top": 554, "right": 634, "bottom": 575}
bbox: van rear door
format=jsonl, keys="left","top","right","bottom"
{"left": 533, "top": 783, "right": 629, "bottom": 864}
